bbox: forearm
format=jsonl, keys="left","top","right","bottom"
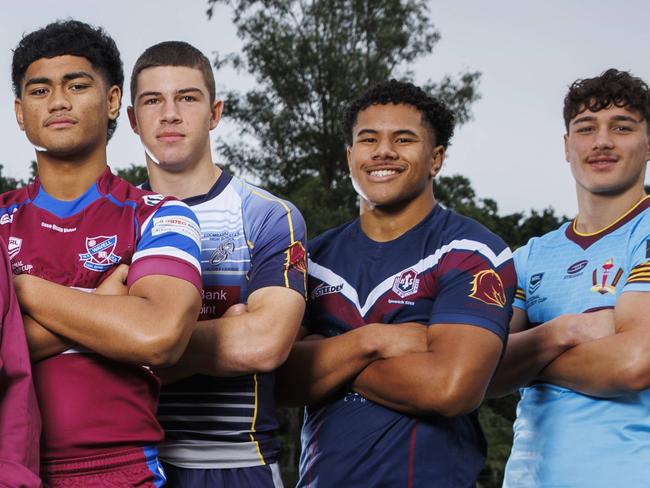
{"left": 488, "top": 316, "right": 576, "bottom": 398}
{"left": 23, "top": 314, "right": 73, "bottom": 363}
{"left": 18, "top": 276, "right": 200, "bottom": 367}
{"left": 276, "top": 326, "right": 383, "bottom": 406}
{"left": 538, "top": 329, "right": 649, "bottom": 397}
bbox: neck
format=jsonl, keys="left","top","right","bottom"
{"left": 147, "top": 158, "right": 221, "bottom": 200}
{"left": 574, "top": 185, "right": 647, "bottom": 234}
{"left": 36, "top": 148, "right": 107, "bottom": 200}
{"left": 359, "top": 191, "right": 435, "bottom": 242}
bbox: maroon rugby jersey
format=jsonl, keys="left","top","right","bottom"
{"left": 0, "top": 168, "right": 202, "bottom": 462}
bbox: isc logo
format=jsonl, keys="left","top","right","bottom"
{"left": 392, "top": 269, "right": 420, "bottom": 298}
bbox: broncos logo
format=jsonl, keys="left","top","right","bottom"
{"left": 469, "top": 269, "right": 506, "bottom": 307}
{"left": 286, "top": 241, "right": 307, "bottom": 273}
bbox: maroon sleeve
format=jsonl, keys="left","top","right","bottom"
{"left": 0, "top": 239, "right": 41, "bottom": 487}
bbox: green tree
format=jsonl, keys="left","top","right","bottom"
{"left": 207, "top": 0, "right": 480, "bottom": 236}
{"left": 116, "top": 164, "right": 149, "bottom": 186}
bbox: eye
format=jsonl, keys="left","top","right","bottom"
{"left": 142, "top": 98, "right": 160, "bottom": 105}
{"left": 69, "top": 83, "right": 89, "bottom": 91}
{"left": 358, "top": 137, "right": 376, "bottom": 143}
{"left": 395, "top": 137, "right": 415, "bottom": 144}
{"left": 613, "top": 125, "right": 633, "bottom": 133}
{"left": 28, "top": 87, "right": 49, "bottom": 96}
{"left": 180, "top": 95, "right": 197, "bottom": 102}
{"left": 574, "top": 126, "right": 594, "bottom": 134}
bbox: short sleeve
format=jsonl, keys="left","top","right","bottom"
{"left": 512, "top": 243, "right": 532, "bottom": 310}
{"left": 622, "top": 215, "right": 650, "bottom": 293}
{"left": 128, "top": 199, "right": 202, "bottom": 293}
{"left": 245, "top": 196, "right": 307, "bottom": 299}
{"left": 429, "top": 241, "right": 516, "bottom": 343}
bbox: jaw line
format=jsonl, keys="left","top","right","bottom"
{"left": 142, "top": 141, "right": 161, "bottom": 166}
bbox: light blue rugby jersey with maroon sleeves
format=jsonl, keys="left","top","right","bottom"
{"left": 300, "top": 204, "right": 515, "bottom": 488}
{"left": 148, "top": 171, "right": 307, "bottom": 469}
{"left": 504, "top": 196, "right": 650, "bottom": 488}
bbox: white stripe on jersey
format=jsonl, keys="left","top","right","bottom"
{"left": 132, "top": 246, "right": 201, "bottom": 273}
{"left": 310, "top": 238, "right": 512, "bottom": 316}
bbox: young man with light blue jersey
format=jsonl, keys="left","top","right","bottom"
{"left": 490, "top": 69, "right": 650, "bottom": 487}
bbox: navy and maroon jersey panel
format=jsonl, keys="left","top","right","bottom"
{"left": 299, "top": 204, "right": 515, "bottom": 487}
{"left": 0, "top": 168, "right": 202, "bottom": 462}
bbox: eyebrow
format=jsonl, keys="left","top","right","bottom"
{"left": 137, "top": 87, "right": 204, "bottom": 102}
{"left": 24, "top": 71, "right": 95, "bottom": 89}
{"left": 572, "top": 114, "right": 641, "bottom": 125}
{"left": 355, "top": 128, "right": 420, "bottom": 137}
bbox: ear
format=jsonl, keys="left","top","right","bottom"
{"left": 430, "top": 145, "right": 445, "bottom": 178}
{"left": 107, "top": 85, "right": 121, "bottom": 121}
{"left": 346, "top": 145, "right": 353, "bottom": 171}
{"left": 14, "top": 98, "right": 25, "bottom": 131}
{"left": 127, "top": 106, "right": 139, "bottom": 134}
{"left": 564, "top": 133, "right": 570, "bottom": 162}
{"left": 209, "top": 99, "right": 224, "bottom": 130}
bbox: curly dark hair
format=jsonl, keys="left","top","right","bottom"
{"left": 341, "top": 79, "right": 455, "bottom": 148}
{"left": 12, "top": 19, "right": 124, "bottom": 141}
{"left": 563, "top": 69, "right": 650, "bottom": 131}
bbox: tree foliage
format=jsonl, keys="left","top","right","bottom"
{"left": 208, "top": 0, "right": 480, "bottom": 236}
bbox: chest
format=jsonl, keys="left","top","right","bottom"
{"left": 1, "top": 201, "right": 137, "bottom": 288}
{"left": 523, "top": 240, "right": 631, "bottom": 322}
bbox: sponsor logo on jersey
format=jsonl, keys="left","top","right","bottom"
{"left": 311, "top": 281, "right": 344, "bottom": 299}
{"left": 152, "top": 215, "right": 202, "bottom": 244}
{"left": 142, "top": 194, "right": 165, "bottom": 206}
{"left": 469, "top": 269, "right": 506, "bottom": 307}
{"left": 393, "top": 269, "right": 420, "bottom": 298}
{"left": 567, "top": 260, "right": 589, "bottom": 275}
{"left": 78, "top": 235, "right": 122, "bottom": 271}
{"left": 528, "top": 273, "right": 544, "bottom": 294}
{"left": 0, "top": 208, "right": 17, "bottom": 225}
{"left": 41, "top": 221, "right": 77, "bottom": 233}
{"left": 210, "top": 238, "right": 236, "bottom": 265}
{"left": 591, "top": 258, "right": 623, "bottom": 295}
{"left": 8, "top": 236, "right": 22, "bottom": 260}
{"left": 286, "top": 241, "right": 307, "bottom": 273}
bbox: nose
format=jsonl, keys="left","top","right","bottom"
{"left": 372, "top": 137, "right": 398, "bottom": 160}
{"left": 48, "top": 86, "right": 72, "bottom": 112}
{"left": 592, "top": 127, "right": 614, "bottom": 150}
{"left": 161, "top": 101, "right": 182, "bottom": 124}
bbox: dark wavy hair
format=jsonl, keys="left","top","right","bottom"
{"left": 342, "top": 79, "right": 455, "bottom": 148}
{"left": 130, "top": 41, "right": 216, "bottom": 105}
{"left": 12, "top": 19, "right": 124, "bottom": 140}
{"left": 564, "top": 69, "right": 650, "bottom": 131}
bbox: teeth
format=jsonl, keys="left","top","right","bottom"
{"left": 370, "top": 169, "right": 398, "bottom": 177}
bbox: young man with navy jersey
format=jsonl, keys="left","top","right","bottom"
{"left": 490, "top": 69, "right": 650, "bottom": 487}
{"left": 127, "top": 41, "right": 307, "bottom": 487}
{"left": 276, "top": 80, "right": 516, "bottom": 487}
{"left": 8, "top": 20, "right": 202, "bottom": 486}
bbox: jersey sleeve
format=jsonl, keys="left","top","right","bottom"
{"left": 128, "top": 199, "right": 202, "bottom": 293}
{"left": 245, "top": 194, "right": 307, "bottom": 299}
{"left": 622, "top": 214, "right": 650, "bottom": 293}
{"left": 512, "top": 243, "right": 531, "bottom": 310}
{"left": 429, "top": 239, "right": 516, "bottom": 342}
{"left": 0, "top": 240, "right": 41, "bottom": 488}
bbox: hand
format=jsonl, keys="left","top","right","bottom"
{"left": 95, "top": 264, "right": 129, "bottom": 296}
{"left": 562, "top": 309, "right": 616, "bottom": 346}
{"left": 368, "top": 322, "right": 429, "bottom": 359}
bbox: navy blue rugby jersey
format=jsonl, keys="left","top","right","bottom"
{"left": 299, "top": 204, "right": 515, "bottom": 488}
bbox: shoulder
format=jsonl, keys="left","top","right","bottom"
{"left": 309, "top": 219, "right": 357, "bottom": 255}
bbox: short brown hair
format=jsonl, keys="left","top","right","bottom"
{"left": 130, "top": 41, "right": 215, "bottom": 104}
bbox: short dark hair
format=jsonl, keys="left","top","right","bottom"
{"left": 342, "top": 79, "right": 455, "bottom": 148}
{"left": 12, "top": 19, "right": 123, "bottom": 141}
{"left": 130, "top": 41, "right": 216, "bottom": 105}
{"left": 563, "top": 69, "right": 650, "bottom": 131}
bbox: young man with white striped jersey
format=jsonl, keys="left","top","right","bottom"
{"left": 127, "top": 41, "right": 307, "bottom": 488}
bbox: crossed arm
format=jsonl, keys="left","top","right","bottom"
{"left": 538, "top": 291, "right": 650, "bottom": 396}
{"left": 277, "top": 321, "right": 503, "bottom": 417}
{"left": 158, "top": 285, "right": 305, "bottom": 380}
{"left": 15, "top": 265, "right": 201, "bottom": 367}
